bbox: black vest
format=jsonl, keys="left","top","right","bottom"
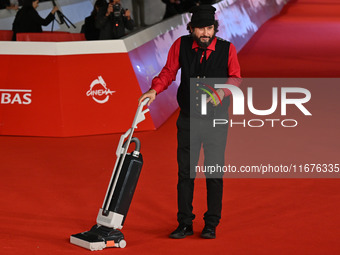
{"left": 178, "top": 35, "right": 231, "bottom": 117}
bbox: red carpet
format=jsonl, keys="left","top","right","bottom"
{"left": 238, "top": 0, "right": 340, "bottom": 77}
{"left": 1, "top": 0, "right": 340, "bottom": 254}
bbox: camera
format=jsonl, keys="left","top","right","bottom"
{"left": 113, "top": 3, "right": 123, "bottom": 18}
{"left": 109, "top": 1, "right": 123, "bottom": 18}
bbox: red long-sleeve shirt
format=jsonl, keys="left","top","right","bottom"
{"left": 151, "top": 36, "right": 241, "bottom": 96}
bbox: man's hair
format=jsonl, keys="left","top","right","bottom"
{"left": 92, "top": 0, "right": 106, "bottom": 16}
{"left": 22, "top": 0, "right": 35, "bottom": 8}
{"left": 186, "top": 20, "right": 219, "bottom": 34}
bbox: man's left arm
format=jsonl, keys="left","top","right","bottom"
{"left": 222, "top": 43, "right": 242, "bottom": 97}
{"left": 207, "top": 43, "right": 241, "bottom": 105}
{"left": 228, "top": 43, "right": 241, "bottom": 79}
{"left": 209, "top": 43, "right": 241, "bottom": 102}
{"left": 123, "top": 9, "right": 135, "bottom": 31}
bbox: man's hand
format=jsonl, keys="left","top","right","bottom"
{"left": 138, "top": 89, "right": 157, "bottom": 106}
{"left": 207, "top": 88, "right": 224, "bottom": 106}
{"left": 124, "top": 9, "right": 131, "bottom": 20}
{"left": 106, "top": 3, "right": 113, "bottom": 16}
{"left": 51, "top": 6, "right": 59, "bottom": 15}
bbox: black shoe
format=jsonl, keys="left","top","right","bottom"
{"left": 200, "top": 225, "right": 216, "bottom": 239}
{"left": 169, "top": 224, "right": 193, "bottom": 239}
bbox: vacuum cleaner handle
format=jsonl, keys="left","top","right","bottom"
{"left": 132, "top": 98, "right": 150, "bottom": 129}
{"left": 116, "top": 98, "right": 149, "bottom": 157}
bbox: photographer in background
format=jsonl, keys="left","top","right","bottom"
{"left": 81, "top": 0, "right": 106, "bottom": 40}
{"left": 96, "top": 0, "right": 134, "bottom": 40}
{"left": 11, "top": 0, "right": 58, "bottom": 41}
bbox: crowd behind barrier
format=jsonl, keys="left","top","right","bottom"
{"left": 1, "top": 0, "right": 225, "bottom": 40}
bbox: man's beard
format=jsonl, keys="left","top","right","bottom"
{"left": 192, "top": 32, "right": 216, "bottom": 49}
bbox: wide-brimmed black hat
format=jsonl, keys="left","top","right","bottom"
{"left": 190, "top": 5, "right": 216, "bottom": 28}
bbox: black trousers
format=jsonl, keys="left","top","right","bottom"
{"left": 176, "top": 112, "right": 228, "bottom": 227}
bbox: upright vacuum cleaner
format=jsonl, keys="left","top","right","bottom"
{"left": 70, "top": 98, "right": 150, "bottom": 250}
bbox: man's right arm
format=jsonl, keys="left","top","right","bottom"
{"left": 138, "top": 37, "right": 181, "bottom": 105}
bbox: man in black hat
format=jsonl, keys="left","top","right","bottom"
{"left": 139, "top": 4, "right": 241, "bottom": 239}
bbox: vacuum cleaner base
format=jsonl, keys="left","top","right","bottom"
{"left": 70, "top": 224, "right": 126, "bottom": 250}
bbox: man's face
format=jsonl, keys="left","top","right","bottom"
{"left": 191, "top": 25, "right": 216, "bottom": 48}
{"left": 32, "top": 0, "right": 39, "bottom": 9}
